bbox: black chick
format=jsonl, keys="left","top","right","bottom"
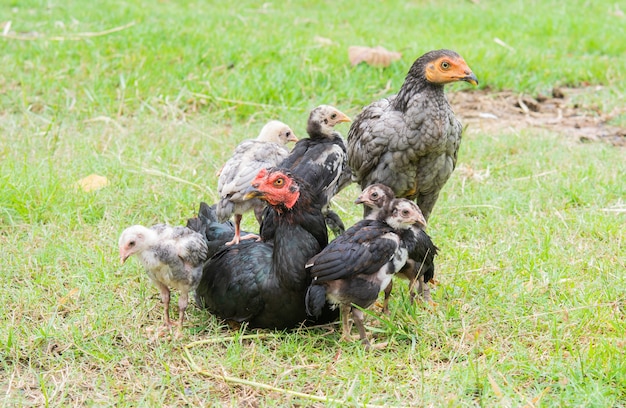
{"left": 305, "top": 198, "right": 424, "bottom": 348}
{"left": 355, "top": 184, "right": 439, "bottom": 309}
{"left": 263, "top": 105, "right": 351, "bottom": 239}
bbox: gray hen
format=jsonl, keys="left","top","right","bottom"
{"left": 347, "top": 49, "right": 478, "bottom": 220}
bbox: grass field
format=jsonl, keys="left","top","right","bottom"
{"left": 1, "top": 0, "right": 625, "bottom": 406}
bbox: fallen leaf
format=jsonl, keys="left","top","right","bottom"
{"left": 348, "top": 46, "right": 402, "bottom": 68}
{"left": 76, "top": 174, "right": 108, "bottom": 192}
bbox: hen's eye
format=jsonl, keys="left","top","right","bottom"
{"left": 274, "top": 178, "right": 284, "bottom": 187}
{"left": 441, "top": 61, "right": 450, "bottom": 70}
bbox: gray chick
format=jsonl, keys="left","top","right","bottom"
{"left": 119, "top": 224, "right": 208, "bottom": 335}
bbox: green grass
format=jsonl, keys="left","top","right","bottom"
{"left": 1, "top": 0, "right": 625, "bottom": 406}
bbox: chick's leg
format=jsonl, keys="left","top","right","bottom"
{"left": 382, "top": 280, "right": 393, "bottom": 315}
{"left": 351, "top": 307, "right": 371, "bottom": 349}
{"left": 340, "top": 304, "right": 353, "bottom": 342}
{"left": 155, "top": 282, "right": 174, "bottom": 328}
{"left": 226, "top": 214, "right": 259, "bottom": 245}
{"left": 176, "top": 290, "right": 190, "bottom": 337}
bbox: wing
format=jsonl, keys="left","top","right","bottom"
{"left": 306, "top": 221, "right": 398, "bottom": 282}
{"left": 282, "top": 136, "right": 347, "bottom": 208}
{"left": 347, "top": 97, "right": 399, "bottom": 184}
{"left": 170, "top": 226, "right": 209, "bottom": 268}
{"left": 218, "top": 141, "right": 289, "bottom": 201}
{"left": 408, "top": 227, "right": 439, "bottom": 283}
{"left": 195, "top": 242, "right": 273, "bottom": 323}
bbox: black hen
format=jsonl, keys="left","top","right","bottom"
{"left": 355, "top": 184, "right": 439, "bottom": 308}
{"left": 192, "top": 168, "right": 337, "bottom": 329}
{"left": 186, "top": 202, "right": 258, "bottom": 259}
{"left": 305, "top": 198, "right": 424, "bottom": 347}
{"left": 262, "top": 105, "right": 351, "bottom": 239}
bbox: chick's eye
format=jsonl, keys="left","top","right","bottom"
{"left": 129, "top": 241, "right": 135, "bottom": 247}
{"left": 330, "top": 113, "right": 337, "bottom": 119}
{"left": 371, "top": 192, "right": 379, "bottom": 198}
{"left": 402, "top": 210, "right": 410, "bottom": 217}
{"left": 286, "top": 132, "right": 291, "bottom": 137}
{"left": 441, "top": 61, "right": 450, "bottom": 70}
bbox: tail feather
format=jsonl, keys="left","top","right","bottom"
{"left": 411, "top": 230, "right": 439, "bottom": 284}
{"left": 187, "top": 202, "right": 238, "bottom": 258}
{"left": 215, "top": 198, "right": 234, "bottom": 223}
{"left": 305, "top": 285, "right": 327, "bottom": 318}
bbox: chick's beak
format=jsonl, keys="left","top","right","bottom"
{"left": 120, "top": 251, "right": 130, "bottom": 265}
{"left": 354, "top": 194, "right": 367, "bottom": 205}
{"left": 413, "top": 211, "right": 427, "bottom": 229}
{"left": 287, "top": 133, "right": 299, "bottom": 143}
{"left": 335, "top": 111, "right": 351, "bottom": 123}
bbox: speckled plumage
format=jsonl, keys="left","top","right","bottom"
{"left": 281, "top": 105, "right": 351, "bottom": 210}
{"left": 347, "top": 49, "right": 477, "bottom": 220}
{"left": 355, "top": 184, "right": 439, "bottom": 308}
{"left": 118, "top": 224, "right": 209, "bottom": 333}
{"left": 304, "top": 198, "right": 423, "bottom": 346}
{"left": 216, "top": 120, "right": 296, "bottom": 244}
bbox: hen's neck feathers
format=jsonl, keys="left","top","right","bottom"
{"left": 393, "top": 62, "right": 444, "bottom": 112}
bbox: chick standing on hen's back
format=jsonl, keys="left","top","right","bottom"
{"left": 262, "top": 105, "right": 351, "bottom": 239}
{"left": 217, "top": 120, "right": 297, "bottom": 245}
{"left": 347, "top": 49, "right": 478, "bottom": 220}
{"left": 119, "top": 224, "right": 208, "bottom": 336}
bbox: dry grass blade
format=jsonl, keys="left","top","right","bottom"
{"left": 183, "top": 336, "right": 385, "bottom": 407}
{"left": 135, "top": 167, "right": 206, "bottom": 191}
{"left": 1, "top": 21, "right": 136, "bottom": 41}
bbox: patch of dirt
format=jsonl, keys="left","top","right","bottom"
{"left": 450, "top": 87, "right": 626, "bottom": 146}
